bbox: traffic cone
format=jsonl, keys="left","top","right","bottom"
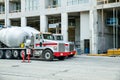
{"left": 22, "top": 51, "right": 25, "bottom": 62}
{"left": 27, "top": 49, "right": 31, "bottom": 63}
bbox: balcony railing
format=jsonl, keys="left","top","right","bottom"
{"left": 47, "top": 5, "right": 60, "bottom": 8}
{"left": 9, "top": 9, "right": 21, "bottom": 13}
{"left": 9, "top": 0, "right": 20, "bottom": 3}
{"left": 97, "top": 0, "right": 120, "bottom": 5}
{"left": 0, "top": 11, "right": 4, "bottom": 14}
{"left": 67, "top": 0, "right": 89, "bottom": 6}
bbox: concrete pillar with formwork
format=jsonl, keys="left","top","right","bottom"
{"left": 89, "top": 9, "right": 98, "bottom": 54}
{"left": 5, "top": 0, "right": 10, "bottom": 27}
{"left": 21, "top": 17, "right": 26, "bottom": 27}
{"left": 61, "top": 13, "right": 68, "bottom": 42}
{"left": 40, "top": 15, "right": 48, "bottom": 32}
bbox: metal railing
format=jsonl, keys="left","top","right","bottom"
{"left": 9, "top": 9, "right": 21, "bottom": 13}
{"left": 47, "top": 5, "right": 59, "bottom": 8}
{"left": 97, "top": 0, "right": 120, "bottom": 5}
{"left": 67, "top": 0, "right": 89, "bottom": 6}
{"left": 0, "top": 11, "right": 4, "bottom": 14}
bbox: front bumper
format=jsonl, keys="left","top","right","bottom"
{"left": 53, "top": 51, "right": 76, "bottom": 57}
{"left": 53, "top": 52, "right": 68, "bottom": 57}
{"left": 68, "top": 50, "right": 76, "bottom": 56}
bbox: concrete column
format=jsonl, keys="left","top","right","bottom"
{"left": 21, "top": 17, "right": 26, "bottom": 27}
{"left": 21, "top": 0, "right": 25, "bottom": 12}
{"left": 40, "top": 15, "right": 48, "bottom": 32}
{"left": 5, "top": 0, "right": 10, "bottom": 27}
{"left": 61, "top": 13, "right": 68, "bottom": 42}
{"left": 89, "top": 10, "right": 98, "bottom": 54}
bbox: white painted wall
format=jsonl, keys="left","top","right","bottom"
{"left": 80, "top": 11, "right": 90, "bottom": 53}
{"left": 80, "top": 12, "right": 90, "bottom": 40}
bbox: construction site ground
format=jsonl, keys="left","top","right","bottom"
{"left": 0, "top": 55, "right": 120, "bottom": 80}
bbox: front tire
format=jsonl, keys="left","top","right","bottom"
{"left": 58, "top": 57, "right": 65, "bottom": 60}
{"left": 5, "top": 50, "right": 12, "bottom": 59}
{"left": 43, "top": 50, "right": 54, "bottom": 61}
{"left": 68, "top": 54, "right": 74, "bottom": 57}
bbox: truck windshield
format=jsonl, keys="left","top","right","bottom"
{"left": 43, "top": 34, "right": 54, "bottom": 40}
{"left": 56, "top": 35, "right": 63, "bottom": 40}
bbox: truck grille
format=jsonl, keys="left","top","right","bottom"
{"left": 69, "top": 44, "right": 74, "bottom": 51}
{"left": 59, "top": 43, "right": 65, "bottom": 52}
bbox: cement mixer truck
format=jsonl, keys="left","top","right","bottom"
{"left": 0, "top": 26, "right": 68, "bottom": 60}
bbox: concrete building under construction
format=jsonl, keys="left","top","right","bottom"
{"left": 0, "top": 0, "right": 120, "bottom": 54}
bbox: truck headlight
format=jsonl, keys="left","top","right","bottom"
{"left": 53, "top": 46, "right": 57, "bottom": 50}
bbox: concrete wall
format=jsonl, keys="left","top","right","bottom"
{"left": 75, "top": 18, "right": 80, "bottom": 42}
{"left": 97, "top": 11, "right": 114, "bottom": 52}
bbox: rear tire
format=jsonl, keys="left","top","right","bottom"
{"left": 13, "top": 50, "right": 19, "bottom": 59}
{"left": 0, "top": 50, "right": 4, "bottom": 59}
{"left": 5, "top": 50, "right": 12, "bottom": 59}
{"left": 43, "top": 50, "right": 54, "bottom": 61}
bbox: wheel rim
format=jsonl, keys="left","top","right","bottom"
{"left": 5, "top": 50, "right": 12, "bottom": 59}
{"left": 45, "top": 52, "right": 51, "bottom": 60}
{"left": 13, "top": 50, "right": 19, "bottom": 58}
{"left": 0, "top": 50, "right": 3, "bottom": 58}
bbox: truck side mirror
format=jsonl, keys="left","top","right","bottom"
{"left": 40, "top": 42, "right": 42, "bottom": 47}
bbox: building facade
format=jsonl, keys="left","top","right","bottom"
{"left": 0, "top": 0, "right": 120, "bottom": 54}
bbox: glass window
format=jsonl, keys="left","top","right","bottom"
{"left": 25, "top": 0, "right": 39, "bottom": 11}
{"left": 56, "top": 35, "right": 63, "bottom": 40}
{"left": 67, "top": 0, "right": 89, "bottom": 6}
{"left": 43, "top": 34, "right": 54, "bottom": 40}
{"left": 73, "top": 0, "right": 78, "bottom": 5}
{"left": 40, "top": 35, "right": 42, "bottom": 39}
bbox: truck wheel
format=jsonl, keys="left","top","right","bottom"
{"left": 43, "top": 50, "right": 54, "bottom": 61}
{"left": 68, "top": 54, "right": 74, "bottom": 57}
{"left": 58, "top": 57, "right": 65, "bottom": 60}
{"left": 20, "top": 50, "right": 26, "bottom": 59}
{"left": 5, "top": 50, "right": 12, "bottom": 59}
{"left": 0, "top": 50, "right": 4, "bottom": 59}
{"left": 13, "top": 50, "right": 19, "bottom": 59}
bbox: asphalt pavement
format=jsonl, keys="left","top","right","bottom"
{"left": 0, "top": 55, "right": 120, "bottom": 80}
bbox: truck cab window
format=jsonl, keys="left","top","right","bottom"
{"left": 36, "top": 34, "right": 39, "bottom": 39}
{"left": 40, "top": 34, "right": 42, "bottom": 39}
